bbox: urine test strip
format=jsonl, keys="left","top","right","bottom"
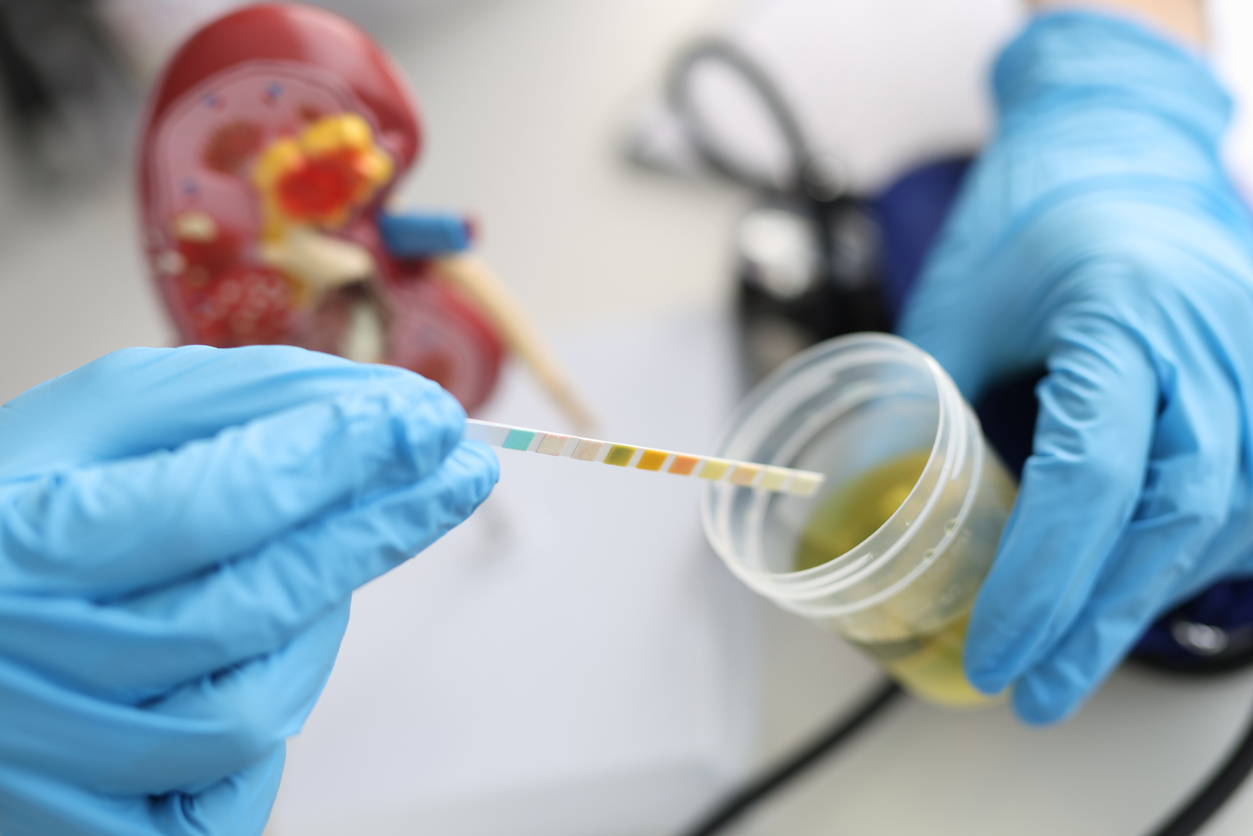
{"left": 464, "top": 419, "right": 824, "bottom": 498}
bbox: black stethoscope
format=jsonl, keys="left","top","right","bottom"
{"left": 664, "top": 35, "right": 1253, "bottom": 836}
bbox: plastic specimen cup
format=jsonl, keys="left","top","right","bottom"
{"left": 701, "top": 333, "right": 1017, "bottom": 707}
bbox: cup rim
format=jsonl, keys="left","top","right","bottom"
{"left": 701, "top": 332, "right": 977, "bottom": 612}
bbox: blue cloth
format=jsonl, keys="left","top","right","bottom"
{"left": 0, "top": 345, "right": 498, "bottom": 834}
{"left": 899, "top": 11, "right": 1253, "bottom": 723}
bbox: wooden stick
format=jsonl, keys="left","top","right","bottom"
{"left": 434, "top": 254, "right": 598, "bottom": 433}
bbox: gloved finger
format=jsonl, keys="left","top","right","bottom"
{"left": 1014, "top": 517, "right": 1222, "bottom": 723}
{"left": 0, "top": 375, "right": 466, "bottom": 597}
{"left": 0, "top": 601, "right": 347, "bottom": 795}
{"left": 151, "top": 744, "right": 284, "bottom": 836}
{"left": 0, "top": 442, "right": 497, "bottom": 701}
{"left": 1011, "top": 351, "right": 1240, "bottom": 723}
{"left": 0, "top": 745, "right": 283, "bottom": 836}
{"left": 963, "top": 311, "right": 1157, "bottom": 694}
{"left": 0, "top": 344, "right": 414, "bottom": 480}
{"left": 1164, "top": 497, "right": 1253, "bottom": 608}
{"left": 1017, "top": 383, "right": 1242, "bottom": 721}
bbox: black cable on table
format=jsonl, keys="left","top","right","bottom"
{"left": 678, "top": 679, "right": 1253, "bottom": 836}
{"left": 676, "top": 679, "right": 901, "bottom": 836}
{"left": 1149, "top": 686, "right": 1253, "bottom": 836}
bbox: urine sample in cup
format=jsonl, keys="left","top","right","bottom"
{"left": 702, "top": 333, "right": 1017, "bottom": 707}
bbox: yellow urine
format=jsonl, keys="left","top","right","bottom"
{"left": 794, "top": 450, "right": 993, "bottom": 707}
{"left": 847, "top": 614, "right": 991, "bottom": 707}
{"left": 795, "top": 450, "right": 929, "bottom": 572}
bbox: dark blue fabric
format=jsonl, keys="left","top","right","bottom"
{"left": 871, "top": 157, "right": 972, "bottom": 321}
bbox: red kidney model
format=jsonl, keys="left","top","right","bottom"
{"left": 138, "top": 3, "right": 505, "bottom": 412}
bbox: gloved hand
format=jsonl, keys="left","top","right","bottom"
{"left": 899, "top": 12, "right": 1253, "bottom": 723}
{"left": 0, "top": 345, "right": 498, "bottom": 834}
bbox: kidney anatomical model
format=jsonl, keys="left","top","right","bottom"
{"left": 138, "top": 3, "right": 507, "bottom": 411}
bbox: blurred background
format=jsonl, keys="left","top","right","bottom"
{"left": 5, "top": 1, "right": 1253, "bottom": 834}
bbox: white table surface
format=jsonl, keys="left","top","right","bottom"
{"left": 4, "top": 2, "right": 1253, "bottom": 835}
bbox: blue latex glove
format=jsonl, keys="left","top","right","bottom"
{"left": 899, "top": 12, "right": 1253, "bottom": 723}
{"left": 0, "top": 345, "right": 498, "bottom": 834}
